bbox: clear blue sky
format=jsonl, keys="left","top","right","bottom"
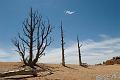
{"left": 0, "top": 0, "right": 120, "bottom": 64}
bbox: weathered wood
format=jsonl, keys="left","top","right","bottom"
{"left": 0, "top": 69, "right": 37, "bottom": 77}
{"left": 61, "top": 21, "right": 65, "bottom": 66}
{"left": 77, "top": 36, "right": 82, "bottom": 66}
{"left": 12, "top": 8, "right": 52, "bottom": 68}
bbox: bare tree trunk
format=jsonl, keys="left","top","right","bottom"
{"left": 61, "top": 22, "right": 65, "bottom": 66}
{"left": 29, "top": 8, "right": 33, "bottom": 66}
{"left": 77, "top": 36, "right": 82, "bottom": 66}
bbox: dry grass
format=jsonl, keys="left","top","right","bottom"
{"left": 0, "top": 62, "right": 120, "bottom": 80}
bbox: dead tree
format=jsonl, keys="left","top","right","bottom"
{"left": 77, "top": 36, "right": 82, "bottom": 66}
{"left": 60, "top": 22, "right": 65, "bottom": 66}
{"left": 12, "top": 8, "right": 52, "bottom": 68}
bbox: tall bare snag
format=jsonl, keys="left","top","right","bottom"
{"left": 60, "top": 22, "right": 65, "bottom": 66}
{"left": 77, "top": 36, "right": 82, "bottom": 66}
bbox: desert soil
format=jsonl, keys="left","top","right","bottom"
{"left": 0, "top": 62, "right": 120, "bottom": 80}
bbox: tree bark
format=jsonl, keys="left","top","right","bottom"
{"left": 61, "top": 22, "right": 65, "bottom": 66}
{"left": 77, "top": 36, "right": 82, "bottom": 66}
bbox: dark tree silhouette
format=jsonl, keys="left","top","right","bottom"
{"left": 77, "top": 36, "right": 82, "bottom": 66}
{"left": 60, "top": 21, "right": 65, "bottom": 66}
{"left": 12, "top": 8, "right": 52, "bottom": 68}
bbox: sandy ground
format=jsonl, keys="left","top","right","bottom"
{"left": 1, "top": 62, "right": 120, "bottom": 80}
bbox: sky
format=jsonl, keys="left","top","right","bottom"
{"left": 0, "top": 0, "right": 120, "bottom": 64}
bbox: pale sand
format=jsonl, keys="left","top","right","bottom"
{"left": 0, "top": 62, "right": 120, "bottom": 80}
